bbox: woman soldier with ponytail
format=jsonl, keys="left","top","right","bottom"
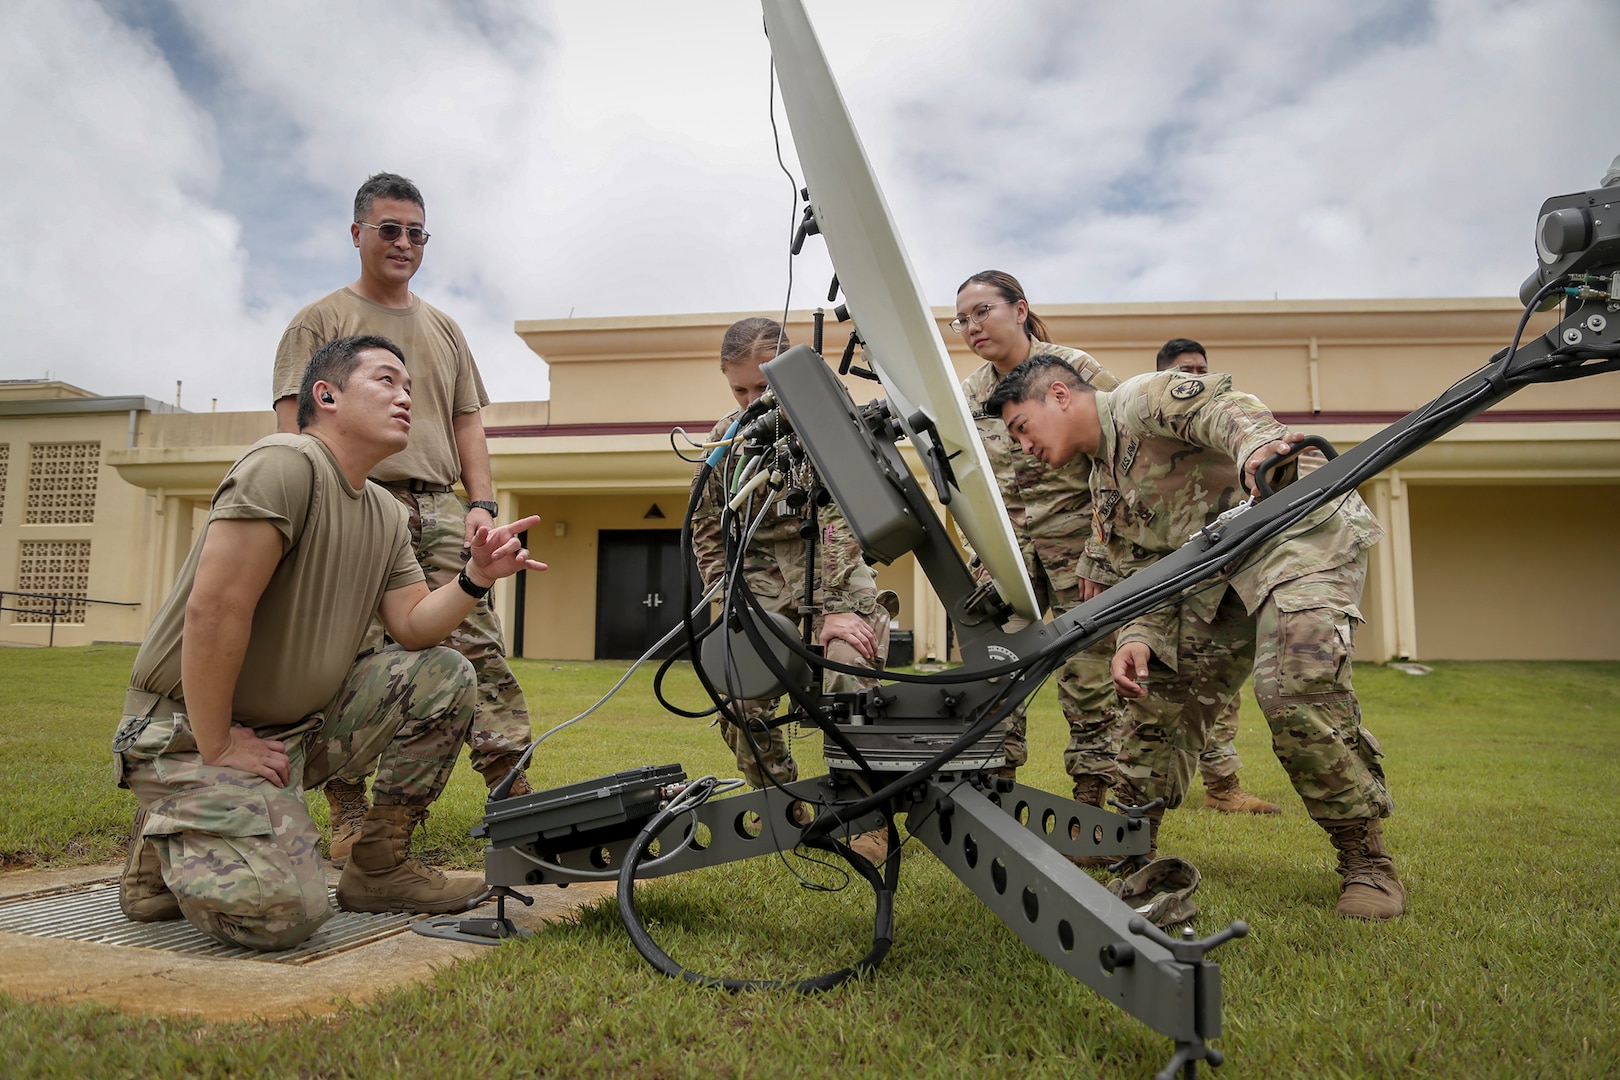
{"left": 953, "top": 272, "right": 1124, "bottom": 841}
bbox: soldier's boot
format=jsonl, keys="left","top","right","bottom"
{"left": 323, "top": 777, "right": 370, "bottom": 869}
{"left": 1067, "top": 774, "right": 1121, "bottom": 869}
{"left": 476, "top": 753, "right": 533, "bottom": 799}
{"left": 1201, "top": 773, "right": 1282, "bottom": 815}
{"left": 118, "top": 808, "right": 181, "bottom": 922}
{"left": 849, "top": 827, "right": 889, "bottom": 866}
{"left": 336, "top": 803, "right": 486, "bottom": 915}
{"left": 1320, "top": 817, "right": 1406, "bottom": 920}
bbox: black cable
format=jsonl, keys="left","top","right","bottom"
{"left": 668, "top": 426, "right": 710, "bottom": 464}
{"left": 767, "top": 58, "right": 798, "bottom": 336}
{"left": 617, "top": 776, "right": 897, "bottom": 992}
{"left": 652, "top": 627, "right": 720, "bottom": 718}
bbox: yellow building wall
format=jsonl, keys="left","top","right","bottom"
{"left": 513, "top": 491, "right": 688, "bottom": 660}
{"left": 67, "top": 297, "right": 1620, "bottom": 664}
{"left": 1408, "top": 484, "right": 1620, "bottom": 659}
{"left": 0, "top": 411, "right": 154, "bottom": 646}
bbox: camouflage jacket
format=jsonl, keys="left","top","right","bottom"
{"left": 689, "top": 413, "right": 880, "bottom": 616}
{"left": 1091, "top": 371, "right": 1384, "bottom": 665}
{"left": 963, "top": 342, "right": 1121, "bottom": 591}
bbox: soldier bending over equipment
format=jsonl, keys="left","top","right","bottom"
{"left": 988, "top": 355, "right": 1404, "bottom": 919}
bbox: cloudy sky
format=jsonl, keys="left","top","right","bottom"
{"left": 3, "top": 0, "right": 1616, "bottom": 411}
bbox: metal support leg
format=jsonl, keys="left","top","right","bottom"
{"left": 484, "top": 775, "right": 889, "bottom": 888}
{"left": 909, "top": 779, "right": 1242, "bottom": 1071}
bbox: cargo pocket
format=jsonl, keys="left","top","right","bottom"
{"left": 141, "top": 786, "right": 311, "bottom": 926}
{"left": 743, "top": 564, "right": 785, "bottom": 601}
{"left": 1270, "top": 588, "right": 1363, "bottom": 700}
{"left": 1350, "top": 723, "right": 1389, "bottom": 788}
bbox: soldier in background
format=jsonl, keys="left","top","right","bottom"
{"left": 1154, "top": 338, "right": 1281, "bottom": 816}
{"left": 952, "top": 271, "right": 1124, "bottom": 826}
{"left": 115, "top": 337, "right": 546, "bottom": 949}
{"left": 988, "top": 355, "right": 1404, "bottom": 919}
{"left": 690, "top": 317, "right": 894, "bottom": 863}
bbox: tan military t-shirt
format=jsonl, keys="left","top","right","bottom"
{"left": 271, "top": 288, "right": 489, "bottom": 487}
{"left": 130, "top": 434, "right": 424, "bottom": 727}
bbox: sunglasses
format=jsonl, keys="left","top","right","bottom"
{"left": 355, "top": 221, "right": 431, "bottom": 246}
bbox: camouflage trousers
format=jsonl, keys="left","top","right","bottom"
{"left": 112, "top": 646, "right": 475, "bottom": 951}
{"left": 999, "top": 540, "right": 1123, "bottom": 777}
{"left": 719, "top": 592, "right": 892, "bottom": 790}
{"left": 1116, "top": 554, "right": 1393, "bottom": 822}
{"left": 1197, "top": 688, "right": 1245, "bottom": 783}
{"left": 345, "top": 486, "right": 531, "bottom": 780}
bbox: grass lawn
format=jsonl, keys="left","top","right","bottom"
{"left": 1, "top": 646, "right": 1617, "bottom": 1078}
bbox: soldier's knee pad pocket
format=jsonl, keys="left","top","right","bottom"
{"left": 1270, "top": 593, "right": 1362, "bottom": 698}
{"left": 142, "top": 786, "right": 312, "bottom": 920}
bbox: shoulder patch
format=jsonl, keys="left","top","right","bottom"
{"left": 1169, "top": 378, "right": 1205, "bottom": 400}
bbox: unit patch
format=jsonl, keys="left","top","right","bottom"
{"left": 1169, "top": 378, "right": 1206, "bottom": 400}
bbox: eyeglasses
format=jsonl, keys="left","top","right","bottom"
{"left": 949, "top": 300, "right": 1015, "bottom": 334}
{"left": 355, "top": 221, "right": 431, "bottom": 246}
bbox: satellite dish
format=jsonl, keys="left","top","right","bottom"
{"left": 761, "top": 0, "right": 1041, "bottom": 620}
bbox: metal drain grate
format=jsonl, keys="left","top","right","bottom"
{"left": 0, "top": 882, "right": 416, "bottom": 964}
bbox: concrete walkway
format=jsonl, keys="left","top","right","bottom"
{"left": 0, "top": 862, "right": 615, "bottom": 1022}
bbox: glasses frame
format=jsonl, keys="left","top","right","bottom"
{"left": 355, "top": 220, "right": 431, "bottom": 247}
{"left": 949, "top": 299, "right": 1016, "bottom": 334}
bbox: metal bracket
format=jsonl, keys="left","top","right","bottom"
{"left": 410, "top": 885, "right": 535, "bottom": 945}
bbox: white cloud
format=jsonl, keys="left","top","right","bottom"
{"left": 1, "top": 0, "right": 1616, "bottom": 410}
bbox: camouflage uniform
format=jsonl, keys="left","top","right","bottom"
{"left": 964, "top": 344, "right": 1123, "bottom": 778}
{"left": 1199, "top": 693, "right": 1244, "bottom": 782}
{"left": 112, "top": 646, "right": 475, "bottom": 951}
{"left": 1091, "top": 371, "right": 1392, "bottom": 823}
{"left": 692, "top": 414, "right": 890, "bottom": 788}
{"left": 345, "top": 487, "right": 529, "bottom": 777}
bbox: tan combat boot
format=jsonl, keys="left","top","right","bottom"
{"left": 336, "top": 804, "right": 486, "bottom": 915}
{"left": 1201, "top": 773, "right": 1282, "bottom": 815}
{"left": 1067, "top": 774, "right": 1120, "bottom": 868}
{"left": 476, "top": 753, "right": 533, "bottom": 799}
{"left": 323, "top": 777, "right": 370, "bottom": 869}
{"left": 849, "top": 827, "right": 889, "bottom": 866}
{"left": 119, "top": 808, "right": 181, "bottom": 922}
{"left": 1321, "top": 817, "right": 1406, "bottom": 919}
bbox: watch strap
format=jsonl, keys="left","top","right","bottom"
{"left": 457, "top": 567, "right": 492, "bottom": 600}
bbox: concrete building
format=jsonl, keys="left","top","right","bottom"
{"left": 4, "top": 297, "right": 1616, "bottom": 660}
{"left": 0, "top": 381, "right": 181, "bottom": 646}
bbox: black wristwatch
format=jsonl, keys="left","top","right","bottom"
{"left": 469, "top": 500, "right": 499, "bottom": 518}
{"left": 457, "top": 567, "right": 492, "bottom": 600}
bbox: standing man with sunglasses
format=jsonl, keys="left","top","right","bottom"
{"left": 272, "top": 173, "right": 535, "bottom": 866}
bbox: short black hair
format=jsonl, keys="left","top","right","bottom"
{"left": 354, "top": 173, "right": 424, "bottom": 221}
{"left": 297, "top": 335, "right": 407, "bottom": 430}
{"left": 985, "top": 354, "right": 1095, "bottom": 418}
{"left": 1156, "top": 338, "right": 1206, "bottom": 371}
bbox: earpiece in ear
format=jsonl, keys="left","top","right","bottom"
{"left": 321, "top": 392, "right": 335, "bottom": 404}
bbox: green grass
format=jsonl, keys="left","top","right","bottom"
{"left": 2, "top": 648, "right": 1618, "bottom": 1078}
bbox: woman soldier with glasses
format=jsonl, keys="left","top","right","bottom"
{"left": 952, "top": 272, "right": 1124, "bottom": 843}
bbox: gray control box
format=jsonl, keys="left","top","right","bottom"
{"left": 761, "top": 345, "right": 927, "bottom": 563}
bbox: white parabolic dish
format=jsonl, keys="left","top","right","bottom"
{"left": 760, "top": 0, "right": 1042, "bottom": 621}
